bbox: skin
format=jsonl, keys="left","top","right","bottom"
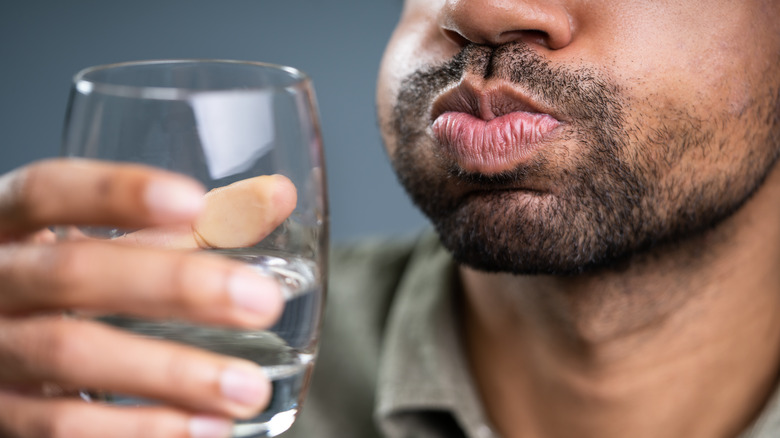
{"left": 0, "top": 159, "right": 295, "bottom": 438}
{"left": 377, "top": 1, "right": 780, "bottom": 438}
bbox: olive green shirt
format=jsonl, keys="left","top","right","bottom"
{"left": 281, "top": 232, "right": 780, "bottom": 438}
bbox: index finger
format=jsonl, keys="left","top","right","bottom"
{"left": 0, "top": 159, "right": 205, "bottom": 240}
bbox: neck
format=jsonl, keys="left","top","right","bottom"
{"left": 462, "top": 167, "right": 780, "bottom": 438}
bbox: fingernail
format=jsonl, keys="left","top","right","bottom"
{"left": 189, "top": 416, "right": 232, "bottom": 438}
{"left": 144, "top": 179, "right": 205, "bottom": 220}
{"left": 229, "top": 270, "right": 282, "bottom": 317}
{"left": 220, "top": 364, "right": 269, "bottom": 408}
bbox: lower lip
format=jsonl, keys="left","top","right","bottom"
{"left": 431, "top": 111, "right": 560, "bottom": 174}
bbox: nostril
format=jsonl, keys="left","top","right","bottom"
{"left": 442, "top": 28, "right": 471, "bottom": 47}
{"left": 443, "top": 26, "right": 554, "bottom": 50}
{"left": 522, "top": 30, "right": 551, "bottom": 48}
{"left": 498, "top": 30, "right": 551, "bottom": 49}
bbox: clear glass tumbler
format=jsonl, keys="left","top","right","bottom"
{"left": 59, "top": 59, "right": 328, "bottom": 437}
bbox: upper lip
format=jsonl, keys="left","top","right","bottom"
{"left": 430, "top": 78, "right": 560, "bottom": 123}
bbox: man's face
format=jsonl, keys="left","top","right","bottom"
{"left": 377, "top": 0, "right": 780, "bottom": 275}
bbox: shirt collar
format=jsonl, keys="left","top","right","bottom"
{"left": 374, "top": 232, "right": 497, "bottom": 438}
{"left": 372, "top": 232, "right": 780, "bottom": 438}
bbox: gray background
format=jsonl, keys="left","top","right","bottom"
{"left": 0, "top": 0, "right": 427, "bottom": 242}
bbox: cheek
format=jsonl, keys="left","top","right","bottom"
{"left": 376, "top": 51, "right": 400, "bottom": 156}
{"left": 377, "top": 28, "right": 412, "bottom": 156}
{"left": 377, "top": 27, "right": 431, "bottom": 156}
{"left": 577, "top": 1, "right": 776, "bottom": 120}
{"left": 377, "top": 2, "right": 459, "bottom": 155}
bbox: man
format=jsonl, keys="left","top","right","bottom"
{"left": 285, "top": 1, "right": 780, "bottom": 437}
{"left": 0, "top": 0, "right": 779, "bottom": 437}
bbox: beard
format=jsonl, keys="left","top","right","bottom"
{"left": 387, "top": 43, "right": 780, "bottom": 275}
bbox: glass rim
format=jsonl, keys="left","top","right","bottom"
{"left": 72, "top": 59, "right": 311, "bottom": 100}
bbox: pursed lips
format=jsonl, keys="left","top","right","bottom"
{"left": 429, "top": 79, "right": 561, "bottom": 175}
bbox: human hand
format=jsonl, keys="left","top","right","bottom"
{"left": 0, "top": 159, "right": 297, "bottom": 438}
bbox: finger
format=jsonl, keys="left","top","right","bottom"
{"left": 0, "top": 158, "right": 205, "bottom": 240}
{"left": 120, "top": 174, "right": 298, "bottom": 249}
{"left": 0, "top": 390, "right": 233, "bottom": 438}
{"left": 0, "top": 316, "right": 271, "bottom": 419}
{"left": 0, "top": 240, "right": 284, "bottom": 329}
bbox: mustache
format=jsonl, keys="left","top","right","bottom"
{"left": 391, "top": 41, "right": 632, "bottom": 192}
{"left": 394, "top": 42, "right": 625, "bottom": 129}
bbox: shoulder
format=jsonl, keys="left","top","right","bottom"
{"left": 328, "top": 235, "right": 420, "bottom": 325}
{"left": 331, "top": 235, "right": 421, "bottom": 284}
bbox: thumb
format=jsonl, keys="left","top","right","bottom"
{"left": 119, "top": 174, "right": 297, "bottom": 249}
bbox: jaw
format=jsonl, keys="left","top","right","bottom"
{"left": 459, "top": 165, "right": 780, "bottom": 437}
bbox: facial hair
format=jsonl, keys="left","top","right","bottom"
{"left": 388, "top": 43, "right": 780, "bottom": 275}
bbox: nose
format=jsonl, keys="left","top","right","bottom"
{"left": 439, "top": 0, "right": 574, "bottom": 50}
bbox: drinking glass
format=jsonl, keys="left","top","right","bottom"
{"left": 59, "top": 60, "right": 328, "bottom": 437}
